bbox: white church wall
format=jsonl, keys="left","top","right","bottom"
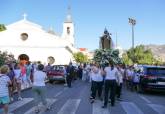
{"left": 0, "top": 25, "right": 71, "bottom": 48}
{"left": 0, "top": 46, "right": 73, "bottom": 65}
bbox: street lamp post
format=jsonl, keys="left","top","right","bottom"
{"left": 128, "top": 18, "right": 136, "bottom": 49}
{"left": 128, "top": 18, "right": 136, "bottom": 64}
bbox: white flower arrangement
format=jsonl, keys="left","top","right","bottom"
{"left": 93, "top": 49, "right": 123, "bottom": 66}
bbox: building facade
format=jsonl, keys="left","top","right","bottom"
{"left": 0, "top": 9, "right": 77, "bottom": 65}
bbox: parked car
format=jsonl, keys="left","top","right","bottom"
{"left": 139, "top": 65, "right": 165, "bottom": 92}
{"left": 47, "top": 65, "right": 66, "bottom": 83}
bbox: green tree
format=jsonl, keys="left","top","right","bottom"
{"left": 73, "top": 52, "right": 88, "bottom": 63}
{"left": 0, "top": 51, "right": 16, "bottom": 67}
{"left": 0, "top": 51, "right": 5, "bottom": 67}
{"left": 0, "top": 24, "right": 6, "bottom": 32}
{"left": 122, "top": 45, "right": 158, "bottom": 65}
{"left": 122, "top": 53, "right": 133, "bottom": 65}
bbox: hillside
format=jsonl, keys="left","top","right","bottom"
{"left": 144, "top": 44, "right": 165, "bottom": 62}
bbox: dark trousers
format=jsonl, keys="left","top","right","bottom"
{"left": 91, "top": 81, "right": 103, "bottom": 99}
{"left": 66, "top": 76, "right": 72, "bottom": 87}
{"left": 116, "top": 83, "right": 122, "bottom": 98}
{"left": 104, "top": 80, "right": 116, "bottom": 106}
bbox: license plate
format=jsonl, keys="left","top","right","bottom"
{"left": 157, "top": 82, "right": 165, "bottom": 85}
{"left": 53, "top": 76, "right": 62, "bottom": 79}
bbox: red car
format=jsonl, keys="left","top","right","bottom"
{"left": 47, "top": 65, "right": 66, "bottom": 83}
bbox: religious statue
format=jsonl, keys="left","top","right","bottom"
{"left": 99, "top": 28, "right": 112, "bottom": 49}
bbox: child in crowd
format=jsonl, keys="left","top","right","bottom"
{"left": 0, "top": 65, "right": 11, "bottom": 114}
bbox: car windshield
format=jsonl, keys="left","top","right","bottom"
{"left": 147, "top": 68, "right": 165, "bottom": 76}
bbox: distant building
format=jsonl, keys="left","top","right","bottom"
{"left": 88, "top": 51, "right": 94, "bottom": 60}
{"left": 79, "top": 48, "right": 88, "bottom": 54}
{"left": 115, "top": 46, "right": 124, "bottom": 58}
{"left": 114, "top": 34, "right": 124, "bottom": 58}
{"left": 78, "top": 48, "right": 94, "bottom": 60}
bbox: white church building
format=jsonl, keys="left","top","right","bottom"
{"left": 0, "top": 9, "right": 77, "bottom": 65}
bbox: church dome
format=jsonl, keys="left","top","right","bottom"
{"left": 65, "top": 14, "right": 72, "bottom": 23}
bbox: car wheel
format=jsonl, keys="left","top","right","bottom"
{"left": 49, "top": 80, "right": 54, "bottom": 84}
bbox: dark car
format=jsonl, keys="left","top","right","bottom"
{"left": 47, "top": 65, "right": 66, "bottom": 83}
{"left": 139, "top": 65, "right": 165, "bottom": 92}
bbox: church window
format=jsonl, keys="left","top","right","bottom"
{"left": 20, "top": 33, "right": 28, "bottom": 41}
{"left": 67, "top": 27, "right": 70, "bottom": 35}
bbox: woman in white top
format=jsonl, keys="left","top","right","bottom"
{"left": 90, "top": 64, "right": 103, "bottom": 103}
{"left": 102, "top": 63, "right": 119, "bottom": 108}
{"left": 32, "top": 64, "right": 50, "bottom": 113}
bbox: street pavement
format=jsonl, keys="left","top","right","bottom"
{"left": 4, "top": 80, "right": 165, "bottom": 114}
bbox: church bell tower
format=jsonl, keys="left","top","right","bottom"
{"left": 62, "top": 6, "right": 75, "bottom": 46}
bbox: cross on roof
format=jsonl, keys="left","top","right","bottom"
{"left": 23, "top": 13, "right": 27, "bottom": 20}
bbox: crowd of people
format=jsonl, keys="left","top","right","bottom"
{"left": 0, "top": 60, "right": 141, "bottom": 114}
{"left": 63, "top": 62, "right": 141, "bottom": 108}
{"left": 0, "top": 61, "right": 51, "bottom": 114}
{"left": 88, "top": 63, "right": 124, "bottom": 108}
{"left": 79, "top": 62, "right": 141, "bottom": 108}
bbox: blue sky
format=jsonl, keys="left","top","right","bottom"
{"left": 0, "top": 0, "right": 165, "bottom": 51}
